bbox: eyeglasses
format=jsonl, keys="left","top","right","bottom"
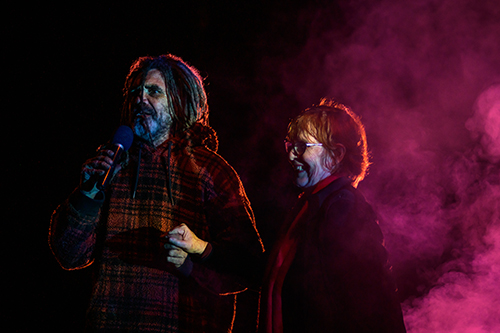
{"left": 284, "top": 140, "right": 323, "bottom": 155}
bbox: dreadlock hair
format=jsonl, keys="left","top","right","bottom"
{"left": 120, "top": 54, "right": 209, "bottom": 135}
{"left": 286, "top": 98, "right": 371, "bottom": 187}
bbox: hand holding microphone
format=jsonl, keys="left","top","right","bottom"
{"left": 80, "top": 125, "right": 133, "bottom": 199}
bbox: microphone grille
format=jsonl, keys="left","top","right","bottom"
{"left": 112, "top": 125, "right": 134, "bottom": 151}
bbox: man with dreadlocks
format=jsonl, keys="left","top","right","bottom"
{"left": 49, "top": 54, "right": 264, "bottom": 332}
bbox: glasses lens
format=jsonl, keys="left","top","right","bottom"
{"left": 294, "top": 142, "right": 306, "bottom": 155}
{"left": 285, "top": 141, "right": 307, "bottom": 155}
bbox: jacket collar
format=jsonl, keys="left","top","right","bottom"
{"left": 301, "top": 176, "right": 352, "bottom": 212}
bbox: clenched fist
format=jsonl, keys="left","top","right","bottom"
{"left": 162, "top": 224, "right": 208, "bottom": 268}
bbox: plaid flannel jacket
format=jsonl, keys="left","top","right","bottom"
{"left": 49, "top": 124, "right": 264, "bottom": 332}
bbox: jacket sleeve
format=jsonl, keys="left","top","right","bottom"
{"left": 187, "top": 158, "right": 265, "bottom": 295}
{"left": 48, "top": 189, "right": 104, "bottom": 270}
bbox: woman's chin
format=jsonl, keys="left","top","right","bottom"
{"left": 294, "top": 172, "right": 309, "bottom": 188}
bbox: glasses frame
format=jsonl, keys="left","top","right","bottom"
{"left": 285, "top": 140, "right": 323, "bottom": 155}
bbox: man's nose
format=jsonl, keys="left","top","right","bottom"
{"left": 288, "top": 149, "right": 297, "bottom": 161}
{"left": 135, "top": 90, "right": 149, "bottom": 105}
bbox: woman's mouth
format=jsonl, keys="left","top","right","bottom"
{"left": 293, "top": 164, "right": 306, "bottom": 173}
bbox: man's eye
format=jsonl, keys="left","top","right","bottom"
{"left": 146, "top": 86, "right": 163, "bottom": 96}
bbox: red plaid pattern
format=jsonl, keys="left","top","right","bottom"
{"left": 49, "top": 124, "right": 263, "bottom": 332}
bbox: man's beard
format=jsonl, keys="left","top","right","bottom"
{"left": 133, "top": 105, "right": 171, "bottom": 145}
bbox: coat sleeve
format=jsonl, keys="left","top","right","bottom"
{"left": 187, "top": 157, "right": 265, "bottom": 295}
{"left": 48, "top": 189, "right": 104, "bottom": 270}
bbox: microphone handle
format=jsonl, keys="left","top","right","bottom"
{"left": 98, "top": 143, "right": 124, "bottom": 190}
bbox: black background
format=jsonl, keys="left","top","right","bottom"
{"left": 6, "top": 2, "right": 329, "bottom": 331}
{"left": 6, "top": 1, "right": 500, "bottom": 332}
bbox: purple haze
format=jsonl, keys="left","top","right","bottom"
{"left": 254, "top": 0, "right": 500, "bottom": 331}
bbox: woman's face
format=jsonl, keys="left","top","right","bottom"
{"left": 288, "top": 132, "right": 332, "bottom": 189}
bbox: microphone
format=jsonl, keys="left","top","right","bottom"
{"left": 97, "top": 125, "right": 134, "bottom": 190}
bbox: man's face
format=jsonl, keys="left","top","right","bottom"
{"left": 132, "top": 69, "right": 171, "bottom": 146}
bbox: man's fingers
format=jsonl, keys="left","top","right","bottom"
{"left": 167, "top": 247, "right": 186, "bottom": 258}
{"left": 166, "top": 255, "right": 182, "bottom": 266}
{"left": 167, "top": 237, "right": 185, "bottom": 247}
{"left": 82, "top": 151, "right": 116, "bottom": 176}
{"left": 88, "top": 155, "right": 114, "bottom": 169}
{"left": 97, "top": 149, "right": 115, "bottom": 159}
{"left": 164, "top": 243, "right": 180, "bottom": 251}
{"left": 165, "top": 246, "right": 188, "bottom": 268}
{"left": 166, "top": 257, "right": 184, "bottom": 268}
{"left": 168, "top": 224, "right": 188, "bottom": 238}
{"left": 82, "top": 165, "right": 106, "bottom": 176}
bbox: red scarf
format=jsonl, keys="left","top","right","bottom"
{"left": 263, "top": 174, "right": 341, "bottom": 332}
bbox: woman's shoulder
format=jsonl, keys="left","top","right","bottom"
{"left": 319, "top": 178, "right": 357, "bottom": 207}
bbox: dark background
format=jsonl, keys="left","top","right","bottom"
{"left": 6, "top": 2, "right": 320, "bottom": 331}
{"left": 5, "top": 1, "right": 500, "bottom": 332}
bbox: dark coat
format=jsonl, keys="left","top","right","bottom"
{"left": 280, "top": 177, "right": 406, "bottom": 332}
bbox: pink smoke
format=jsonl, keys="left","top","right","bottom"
{"left": 402, "top": 216, "right": 500, "bottom": 333}
{"left": 262, "top": 0, "right": 500, "bottom": 331}
{"left": 400, "top": 80, "right": 500, "bottom": 333}
{"left": 466, "top": 84, "right": 500, "bottom": 163}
